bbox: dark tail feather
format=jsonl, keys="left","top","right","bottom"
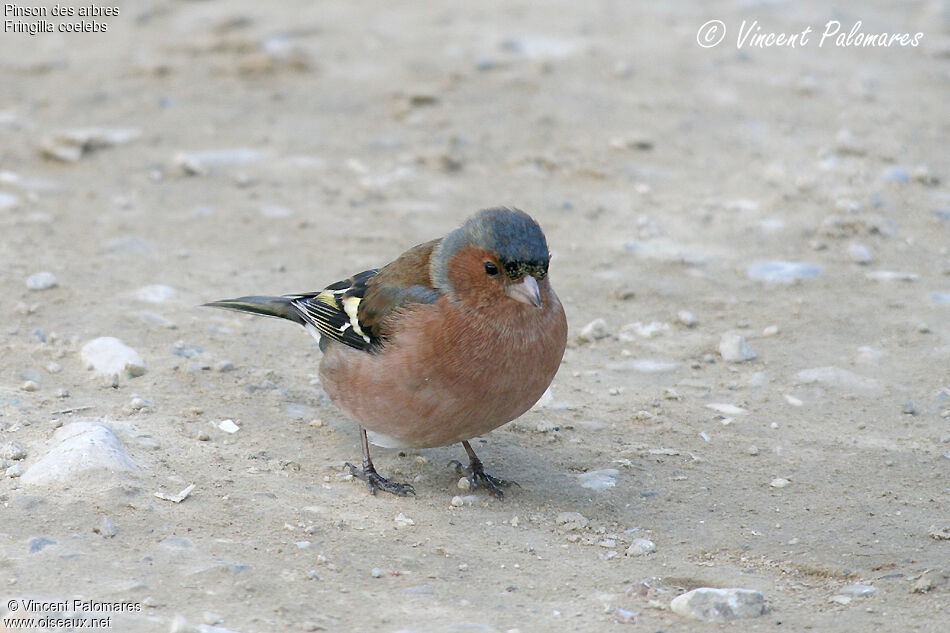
{"left": 202, "top": 296, "right": 306, "bottom": 326}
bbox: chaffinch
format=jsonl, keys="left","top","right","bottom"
{"left": 205, "top": 207, "right": 567, "bottom": 497}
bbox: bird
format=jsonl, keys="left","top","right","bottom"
{"left": 204, "top": 207, "right": 567, "bottom": 497}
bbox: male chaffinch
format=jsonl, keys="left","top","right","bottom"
{"left": 205, "top": 207, "right": 567, "bottom": 497}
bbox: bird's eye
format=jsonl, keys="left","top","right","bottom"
{"left": 484, "top": 262, "right": 500, "bottom": 276}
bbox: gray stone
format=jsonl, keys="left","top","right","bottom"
{"left": 2, "top": 441, "right": 26, "bottom": 461}
{"left": 912, "top": 569, "right": 949, "bottom": 593}
{"left": 719, "top": 332, "right": 756, "bottom": 362}
{"left": 670, "top": 587, "right": 767, "bottom": 622}
{"left": 625, "top": 538, "right": 656, "bottom": 556}
{"left": 81, "top": 336, "right": 147, "bottom": 379}
{"left": 21, "top": 421, "right": 138, "bottom": 489}
{"left": 29, "top": 536, "right": 57, "bottom": 553}
{"left": 554, "top": 512, "right": 590, "bottom": 531}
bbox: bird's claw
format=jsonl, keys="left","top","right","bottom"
{"left": 448, "top": 459, "right": 518, "bottom": 499}
{"left": 345, "top": 462, "right": 415, "bottom": 497}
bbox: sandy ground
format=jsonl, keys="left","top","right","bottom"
{"left": 1, "top": 1, "right": 949, "bottom": 631}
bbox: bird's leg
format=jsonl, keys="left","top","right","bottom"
{"left": 449, "top": 441, "right": 519, "bottom": 499}
{"left": 345, "top": 427, "right": 415, "bottom": 497}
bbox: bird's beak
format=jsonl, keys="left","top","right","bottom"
{"left": 506, "top": 275, "right": 542, "bottom": 308}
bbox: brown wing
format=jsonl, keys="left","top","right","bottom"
{"left": 358, "top": 239, "right": 441, "bottom": 339}
{"left": 290, "top": 239, "right": 442, "bottom": 353}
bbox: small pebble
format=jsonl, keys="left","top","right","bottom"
{"left": 45, "top": 362, "right": 62, "bottom": 374}
{"left": 719, "top": 332, "right": 757, "bottom": 362}
{"left": 371, "top": 568, "right": 383, "bottom": 578}
{"left": 670, "top": 587, "right": 766, "bottom": 622}
{"left": 20, "top": 380, "right": 39, "bottom": 392}
{"left": 29, "top": 536, "right": 58, "bottom": 554}
{"left": 747, "top": 261, "right": 820, "bottom": 283}
{"left": 762, "top": 325, "right": 780, "bottom": 336}
{"left": 97, "top": 516, "right": 117, "bottom": 538}
{"left": 215, "top": 360, "right": 236, "bottom": 372}
{"left": 554, "top": 511, "right": 590, "bottom": 531}
{"left": 135, "top": 284, "right": 176, "bottom": 303}
{"left": 2, "top": 442, "right": 27, "bottom": 461}
{"left": 747, "top": 445, "right": 759, "bottom": 456}
{"left": 577, "top": 318, "right": 609, "bottom": 343}
{"left": 26, "top": 271, "right": 58, "bottom": 291}
{"left": 847, "top": 243, "right": 873, "bottom": 264}
{"left": 855, "top": 346, "right": 882, "bottom": 365}
{"left": 450, "top": 496, "right": 464, "bottom": 507}
{"left": 770, "top": 477, "right": 791, "bottom": 488}
{"left": 218, "top": 419, "right": 240, "bottom": 433}
{"left": 203, "top": 612, "right": 223, "bottom": 625}
{"left": 457, "top": 477, "right": 471, "bottom": 490}
{"left": 6, "top": 463, "right": 23, "bottom": 478}
{"left": 677, "top": 310, "right": 696, "bottom": 327}
{"left": 576, "top": 469, "right": 618, "bottom": 491}
{"left": 196, "top": 432, "right": 211, "bottom": 441}
{"left": 839, "top": 583, "right": 876, "bottom": 598}
{"left": 625, "top": 538, "right": 657, "bottom": 556}
{"left": 81, "top": 336, "right": 147, "bottom": 379}
{"left": 902, "top": 401, "right": 917, "bottom": 415}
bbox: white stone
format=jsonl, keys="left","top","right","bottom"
{"left": 2, "top": 441, "right": 26, "bottom": 461}
{"left": 217, "top": 419, "right": 240, "bottom": 434}
{"left": 855, "top": 346, "right": 882, "bottom": 365}
{"left": 21, "top": 421, "right": 137, "bottom": 489}
{"left": 577, "top": 318, "right": 609, "bottom": 343}
{"left": 40, "top": 127, "right": 141, "bottom": 162}
{"left": 706, "top": 403, "right": 747, "bottom": 415}
{"left": 794, "top": 366, "right": 879, "bottom": 392}
{"left": 625, "top": 538, "right": 656, "bottom": 556}
{"left": 619, "top": 321, "right": 670, "bottom": 340}
{"left": 770, "top": 477, "right": 791, "bottom": 488}
{"left": 747, "top": 261, "right": 820, "bottom": 283}
{"left": 26, "top": 271, "right": 58, "bottom": 290}
{"left": 135, "top": 284, "right": 177, "bottom": 303}
{"left": 719, "top": 332, "right": 756, "bottom": 362}
{"left": 677, "top": 310, "right": 696, "bottom": 327}
{"left": 81, "top": 337, "right": 147, "bottom": 379}
{"left": 175, "top": 148, "right": 266, "bottom": 176}
{"left": 577, "top": 468, "right": 618, "bottom": 491}
{"left": 847, "top": 243, "right": 872, "bottom": 264}
{"left": 839, "top": 583, "right": 876, "bottom": 598}
{"left": 670, "top": 587, "right": 767, "bottom": 622}
{"left": 0, "top": 191, "right": 20, "bottom": 210}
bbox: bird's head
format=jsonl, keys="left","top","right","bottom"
{"left": 432, "top": 207, "right": 551, "bottom": 310}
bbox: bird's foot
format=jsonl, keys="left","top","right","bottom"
{"left": 449, "top": 458, "right": 518, "bottom": 499}
{"left": 345, "top": 462, "right": 415, "bottom": 497}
